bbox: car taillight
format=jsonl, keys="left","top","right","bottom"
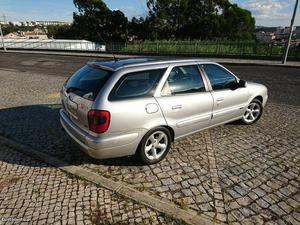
{"left": 87, "top": 110, "right": 110, "bottom": 134}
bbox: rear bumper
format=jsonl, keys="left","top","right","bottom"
{"left": 59, "top": 109, "right": 142, "bottom": 159}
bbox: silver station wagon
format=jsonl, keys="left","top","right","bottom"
{"left": 60, "top": 58, "right": 268, "bottom": 164}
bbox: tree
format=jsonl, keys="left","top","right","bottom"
{"left": 146, "top": 0, "right": 255, "bottom": 40}
{"left": 72, "top": 0, "right": 128, "bottom": 42}
{"left": 147, "top": 0, "right": 189, "bottom": 39}
{"left": 128, "top": 17, "right": 153, "bottom": 40}
{"left": 47, "top": 25, "right": 76, "bottom": 39}
{"left": 222, "top": 3, "right": 255, "bottom": 40}
{"left": 106, "top": 10, "right": 128, "bottom": 42}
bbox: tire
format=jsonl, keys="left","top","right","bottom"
{"left": 241, "top": 99, "right": 263, "bottom": 125}
{"left": 136, "top": 127, "right": 171, "bottom": 165}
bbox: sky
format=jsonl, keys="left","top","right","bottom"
{"left": 0, "top": 0, "right": 299, "bottom": 27}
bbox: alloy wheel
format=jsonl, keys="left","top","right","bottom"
{"left": 144, "top": 131, "right": 168, "bottom": 161}
{"left": 243, "top": 102, "right": 261, "bottom": 123}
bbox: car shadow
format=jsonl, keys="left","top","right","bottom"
{"left": 0, "top": 104, "right": 144, "bottom": 168}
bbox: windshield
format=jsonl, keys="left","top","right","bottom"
{"left": 65, "top": 65, "right": 112, "bottom": 101}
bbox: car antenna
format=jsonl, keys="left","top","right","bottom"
{"left": 99, "top": 33, "right": 118, "bottom": 62}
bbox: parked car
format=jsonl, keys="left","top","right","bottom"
{"left": 60, "top": 58, "right": 268, "bottom": 164}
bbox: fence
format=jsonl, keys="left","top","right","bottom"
{"left": 1, "top": 39, "right": 300, "bottom": 59}
{"left": 0, "top": 39, "right": 106, "bottom": 51}
{"left": 106, "top": 41, "right": 300, "bottom": 59}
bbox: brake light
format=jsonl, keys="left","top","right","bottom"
{"left": 87, "top": 110, "right": 110, "bottom": 133}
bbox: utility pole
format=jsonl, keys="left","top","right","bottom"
{"left": 0, "top": 23, "right": 6, "bottom": 51}
{"left": 282, "top": 0, "right": 299, "bottom": 64}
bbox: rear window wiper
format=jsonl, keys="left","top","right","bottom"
{"left": 66, "top": 87, "right": 85, "bottom": 93}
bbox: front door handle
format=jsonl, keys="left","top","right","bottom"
{"left": 172, "top": 105, "right": 182, "bottom": 110}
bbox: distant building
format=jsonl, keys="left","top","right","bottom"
{"left": 36, "top": 21, "right": 70, "bottom": 26}
{"left": 4, "top": 28, "right": 48, "bottom": 40}
{"left": 10, "top": 21, "right": 22, "bottom": 26}
{"left": 15, "top": 21, "right": 70, "bottom": 27}
{"left": 22, "top": 31, "right": 48, "bottom": 39}
{"left": 0, "top": 21, "right": 9, "bottom": 25}
{"left": 20, "top": 21, "right": 35, "bottom": 27}
{"left": 275, "top": 26, "right": 297, "bottom": 40}
{"left": 255, "top": 26, "right": 299, "bottom": 43}
{"left": 3, "top": 32, "right": 24, "bottom": 39}
{"left": 255, "top": 31, "right": 275, "bottom": 43}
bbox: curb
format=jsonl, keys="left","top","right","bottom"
{"left": 1, "top": 50, "right": 300, "bottom": 68}
{"left": 0, "top": 135, "right": 223, "bottom": 225}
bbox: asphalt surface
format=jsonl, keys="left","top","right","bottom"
{"left": 0, "top": 52, "right": 299, "bottom": 106}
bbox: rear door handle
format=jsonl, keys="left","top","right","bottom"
{"left": 172, "top": 105, "right": 182, "bottom": 110}
{"left": 216, "top": 98, "right": 224, "bottom": 103}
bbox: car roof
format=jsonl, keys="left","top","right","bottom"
{"left": 88, "top": 57, "right": 211, "bottom": 71}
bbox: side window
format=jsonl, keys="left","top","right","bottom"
{"left": 110, "top": 69, "right": 165, "bottom": 100}
{"left": 202, "top": 64, "right": 237, "bottom": 90}
{"left": 162, "top": 65, "right": 206, "bottom": 95}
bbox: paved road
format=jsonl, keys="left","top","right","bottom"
{"left": 0, "top": 52, "right": 299, "bottom": 106}
{"left": 0, "top": 52, "right": 299, "bottom": 225}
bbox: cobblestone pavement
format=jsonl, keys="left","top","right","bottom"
{"left": 0, "top": 144, "right": 184, "bottom": 225}
{"left": 0, "top": 57, "right": 299, "bottom": 225}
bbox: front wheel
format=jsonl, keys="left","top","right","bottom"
{"left": 137, "top": 127, "right": 171, "bottom": 165}
{"left": 241, "top": 99, "right": 263, "bottom": 125}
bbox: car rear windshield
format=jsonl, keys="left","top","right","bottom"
{"left": 65, "top": 65, "right": 112, "bottom": 101}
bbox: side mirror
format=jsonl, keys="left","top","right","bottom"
{"left": 238, "top": 80, "right": 247, "bottom": 88}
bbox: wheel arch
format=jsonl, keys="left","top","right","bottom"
{"left": 253, "top": 95, "right": 263, "bottom": 103}
{"left": 161, "top": 125, "right": 175, "bottom": 142}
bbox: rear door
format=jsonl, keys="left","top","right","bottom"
{"left": 155, "top": 64, "right": 214, "bottom": 138}
{"left": 201, "top": 64, "right": 250, "bottom": 125}
{"left": 62, "top": 65, "right": 112, "bottom": 132}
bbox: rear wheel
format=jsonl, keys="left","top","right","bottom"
{"left": 241, "top": 99, "right": 263, "bottom": 125}
{"left": 137, "top": 127, "right": 171, "bottom": 165}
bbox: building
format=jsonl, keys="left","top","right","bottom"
{"left": 4, "top": 29, "right": 48, "bottom": 40}
{"left": 2, "top": 20, "right": 69, "bottom": 27}
{"left": 0, "top": 21, "right": 9, "bottom": 25}
{"left": 20, "top": 21, "right": 70, "bottom": 27}
{"left": 3, "top": 32, "right": 24, "bottom": 39}
{"left": 9, "top": 21, "right": 22, "bottom": 26}
{"left": 20, "top": 21, "right": 36, "bottom": 27}
{"left": 22, "top": 31, "right": 48, "bottom": 39}
{"left": 36, "top": 21, "right": 70, "bottom": 26}
{"left": 275, "top": 26, "right": 297, "bottom": 40}
{"left": 255, "top": 31, "right": 276, "bottom": 43}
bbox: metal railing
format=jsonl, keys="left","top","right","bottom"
{"left": 1, "top": 39, "right": 299, "bottom": 59}
{"left": 106, "top": 41, "right": 300, "bottom": 59}
{"left": 0, "top": 39, "right": 106, "bottom": 52}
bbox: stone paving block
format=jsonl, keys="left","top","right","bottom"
{"left": 0, "top": 64, "right": 300, "bottom": 224}
{"left": 0, "top": 147, "right": 184, "bottom": 225}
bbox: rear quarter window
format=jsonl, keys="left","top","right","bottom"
{"left": 109, "top": 68, "right": 166, "bottom": 101}
{"left": 65, "top": 65, "right": 112, "bottom": 101}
